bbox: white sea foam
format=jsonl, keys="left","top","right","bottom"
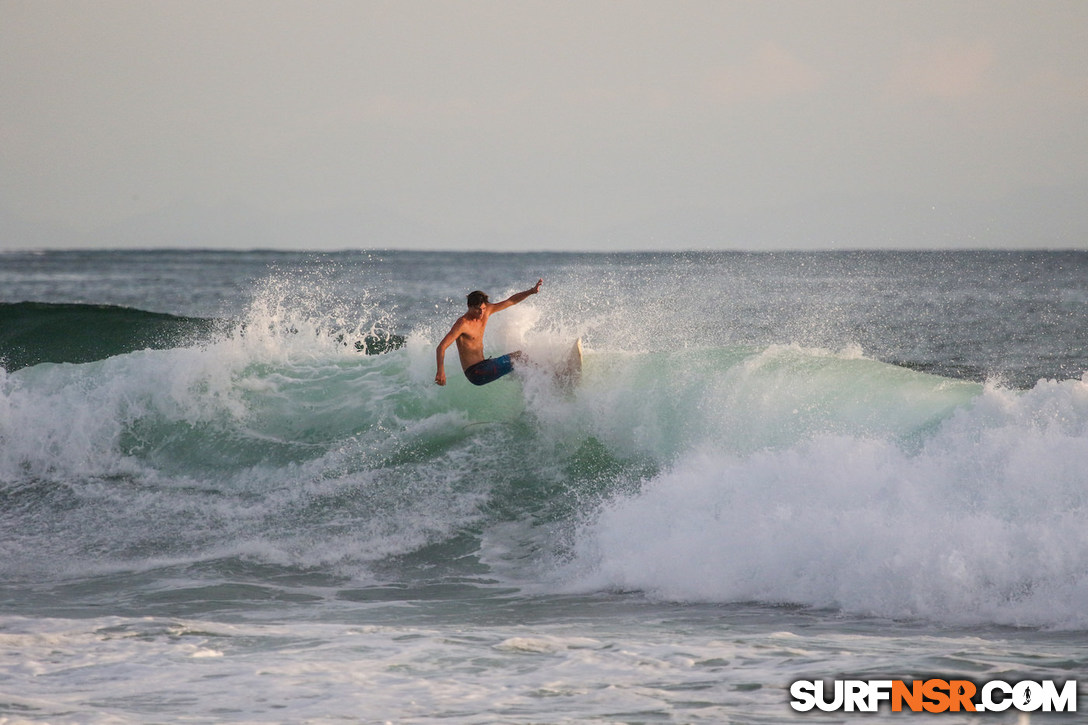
{"left": 0, "top": 613, "right": 882, "bottom": 723}
{"left": 561, "top": 376, "right": 1088, "bottom": 628}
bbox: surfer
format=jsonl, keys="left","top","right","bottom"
{"left": 434, "top": 279, "right": 542, "bottom": 386}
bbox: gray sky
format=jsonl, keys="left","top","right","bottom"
{"left": 2, "top": 0, "right": 1087, "bottom": 251}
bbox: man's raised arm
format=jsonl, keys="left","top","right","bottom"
{"left": 489, "top": 279, "right": 543, "bottom": 312}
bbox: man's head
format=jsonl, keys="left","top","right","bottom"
{"left": 466, "top": 290, "right": 489, "bottom": 308}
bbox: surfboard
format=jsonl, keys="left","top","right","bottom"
{"left": 555, "top": 338, "right": 582, "bottom": 389}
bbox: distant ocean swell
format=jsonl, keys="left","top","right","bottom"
{"left": 1, "top": 287, "right": 1086, "bottom": 629}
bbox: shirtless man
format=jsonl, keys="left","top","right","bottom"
{"left": 434, "top": 279, "right": 542, "bottom": 386}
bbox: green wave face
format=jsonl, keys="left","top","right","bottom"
{"left": 0, "top": 302, "right": 218, "bottom": 370}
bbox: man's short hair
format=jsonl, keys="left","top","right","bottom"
{"left": 467, "top": 291, "right": 489, "bottom": 307}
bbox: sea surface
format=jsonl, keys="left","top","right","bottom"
{"left": 1, "top": 249, "right": 1086, "bottom": 723}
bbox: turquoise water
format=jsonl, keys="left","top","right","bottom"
{"left": 1, "top": 250, "right": 1085, "bottom": 722}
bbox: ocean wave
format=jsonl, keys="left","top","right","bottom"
{"left": 2, "top": 285, "right": 1086, "bottom": 628}
{"left": 559, "top": 375, "right": 1088, "bottom": 628}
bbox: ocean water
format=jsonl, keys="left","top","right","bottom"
{"left": 0, "top": 249, "right": 1085, "bottom": 723}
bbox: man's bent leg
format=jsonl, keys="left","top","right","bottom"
{"left": 464, "top": 353, "right": 518, "bottom": 386}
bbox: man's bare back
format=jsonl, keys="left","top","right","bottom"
{"left": 435, "top": 279, "right": 542, "bottom": 386}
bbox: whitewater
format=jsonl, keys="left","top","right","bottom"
{"left": 1, "top": 249, "right": 1085, "bottom": 723}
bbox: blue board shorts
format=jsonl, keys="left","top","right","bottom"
{"left": 464, "top": 354, "right": 516, "bottom": 386}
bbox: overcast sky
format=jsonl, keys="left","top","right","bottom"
{"left": 2, "top": 0, "right": 1086, "bottom": 251}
